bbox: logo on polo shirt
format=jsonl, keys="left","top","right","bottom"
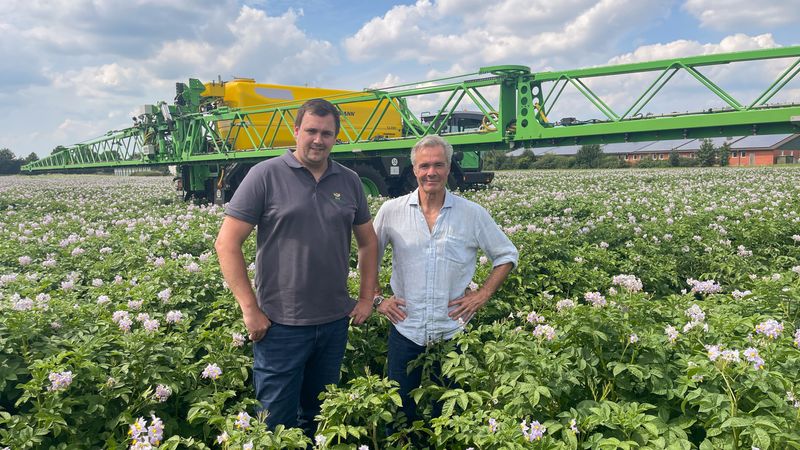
{"left": 333, "top": 192, "right": 342, "bottom": 201}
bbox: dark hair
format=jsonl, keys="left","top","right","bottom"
{"left": 296, "top": 98, "right": 341, "bottom": 135}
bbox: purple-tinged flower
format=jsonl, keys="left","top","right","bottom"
{"left": 685, "top": 304, "right": 705, "bottom": 323}
{"left": 97, "top": 295, "right": 110, "bottom": 305}
{"left": 612, "top": 274, "right": 643, "bottom": 293}
{"left": 201, "top": 363, "right": 222, "bottom": 380}
{"left": 118, "top": 317, "right": 133, "bottom": 333}
{"left": 71, "top": 247, "right": 85, "bottom": 257}
{"left": 185, "top": 262, "right": 200, "bottom": 273}
{"left": 50, "top": 321, "right": 62, "bottom": 330}
{"left": 521, "top": 419, "right": 545, "bottom": 441}
{"left": 743, "top": 347, "right": 759, "bottom": 361}
{"left": 687, "top": 278, "right": 722, "bottom": 294}
{"left": 720, "top": 350, "right": 740, "bottom": 363}
{"left": 154, "top": 384, "right": 171, "bottom": 402}
{"left": 127, "top": 299, "right": 143, "bottom": 310}
{"left": 243, "top": 442, "right": 254, "bottom": 450}
{"left": 569, "top": 418, "right": 578, "bottom": 433}
{"left": 629, "top": 334, "right": 639, "bottom": 344}
{"left": 533, "top": 324, "right": 556, "bottom": 341}
{"left": 153, "top": 256, "right": 165, "bottom": 267}
{"left": 235, "top": 411, "right": 252, "bottom": 429}
{"left": 216, "top": 432, "right": 229, "bottom": 444}
{"left": 12, "top": 296, "right": 34, "bottom": 311}
{"left": 157, "top": 288, "right": 171, "bottom": 303}
{"left": 147, "top": 414, "right": 164, "bottom": 445}
{"left": 794, "top": 329, "right": 800, "bottom": 348}
{"left": 665, "top": 325, "right": 679, "bottom": 344}
{"left": 143, "top": 319, "right": 159, "bottom": 333}
{"left": 231, "top": 332, "right": 245, "bottom": 347}
{"left": 165, "top": 310, "right": 183, "bottom": 324}
{"left": 92, "top": 278, "right": 104, "bottom": 287}
{"left": 479, "top": 255, "right": 489, "bottom": 264}
{"left": 584, "top": 291, "right": 607, "bottom": 308}
{"left": 48, "top": 370, "right": 74, "bottom": 391}
{"left": 526, "top": 311, "right": 544, "bottom": 323}
{"left": 42, "top": 257, "right": 57, "bottom": 268}
{"left": 706, "top": 344, "right": 722, "bottom": 361}
{"left": 129, "top": 417, "right": 147, "bottom": 444}
{"left": 18, "top": 256, "right": 32, "bottom": 266}
{"left": 755, "top": 319, "right": 783, "bottom": 339}
{"left": 358, "top": 446, "right": 369, "bottom": 450}
{"left": 61, "top": 280, "right": 75, "bottom": 291}
{"left": 112, "top": 310, "right": 130, "bottom": 323}
{"left": 136, "top": 313, "right": 151, "bottom": 322}
{"left": 488, "top": 417, "right": 498, "bottom": 433}
{"left": 99, "top": 247, "right": 112, "bottom": 255}
{"left": 555, "top": 299, "right": 575, "bottom": 311}
{"left": 732, "top": 289, "right": 752, "bottom": 300}
{"left": 315, "top": 434, "right": 327, "bottom": 447}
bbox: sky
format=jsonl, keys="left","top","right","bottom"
{"left": 2, "top": 0, "right": 799, "bottom": 158}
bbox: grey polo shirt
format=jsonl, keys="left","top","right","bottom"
{"left": 225, "top": 150, "right": 371, "bottom": 326}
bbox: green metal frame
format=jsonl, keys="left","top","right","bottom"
{"left": 22, "top": 46, "right": 800, "bottom": 173}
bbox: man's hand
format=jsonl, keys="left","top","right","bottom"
{"left": 377, "top": 296, "right": 407, "bottom": 324}
{"left": 448, "top": 289, "right": 489, "bottom": 322}
{"left": 349, "top": 298, "right": 373, "bottom": 325}
{"left": 243, "top": 307, "right": 271, "bottom": 342}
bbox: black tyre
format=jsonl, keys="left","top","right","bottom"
{"left": 353, "top": 164, "right": 389, "bottom": 197}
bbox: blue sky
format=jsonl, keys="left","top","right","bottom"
{"left": 1, "top": 0, "right": 798, "bottom": 158}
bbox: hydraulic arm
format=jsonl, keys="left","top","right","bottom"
{"left": 22, "top": 46, "right": 800, "bottom": 199}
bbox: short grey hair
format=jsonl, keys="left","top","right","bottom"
{"left": 410, "top": 135, "right": 454, "bottom": 166}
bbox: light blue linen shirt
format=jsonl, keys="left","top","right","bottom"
{"left": 373, "top": 189, "right": 519, "bottom": 346}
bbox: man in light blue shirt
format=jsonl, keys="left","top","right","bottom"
{"left": 372, "top": 135, "right": 518, "bottom": 426}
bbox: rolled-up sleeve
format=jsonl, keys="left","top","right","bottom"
{"left": 475, "top": 206, "right": 518, "bottom": 269}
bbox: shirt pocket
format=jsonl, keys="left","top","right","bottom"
{"left": 444, "top": 235, "right": 474, "bottom": 265}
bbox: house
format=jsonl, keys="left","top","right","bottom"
{"left": 519, "top": 134, "right": 800, "bottom": 166}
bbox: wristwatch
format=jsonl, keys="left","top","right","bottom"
{"left": 372, "top": 295, "right": 385, "bottom": 308}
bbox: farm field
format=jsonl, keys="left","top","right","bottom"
{"left": 2, "top": 167, "right": 800, "bottom": 449}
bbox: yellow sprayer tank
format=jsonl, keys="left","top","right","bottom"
{"left": 202, "top": 79, "right": 402, "bottom": 151}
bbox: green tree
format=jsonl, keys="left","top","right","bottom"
{"left": 669, "top": 149, "right": 680, "bottom": 167}
{"left": 718, "top": 142, "right": 731, "bottom": 166}
{"left": 575, "top": 144, "right": 603, "bottom": 168}
{"left": 24, "top": 152, "right": 39, "bottom": 163}
{"left": 696, "top": 138, "right": 717, "bottom": 167}
{"left": 515, "top": 149, "right": 536, "bottom": 169}
{"left": 0, "top": 148, "right": 23, "bottom": 174}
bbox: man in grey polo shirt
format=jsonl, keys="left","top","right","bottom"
{"left": 215, "top": 98, "right": 378, "bottom": 438}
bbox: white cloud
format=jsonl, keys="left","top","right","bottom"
{"left": 344, "top": 0, "right": 672, "bottom": 71}
{"left": 683, "top": 0, "right": 800, "bottom": 30}
{"left": 607, "top": 33, "right": 779, "bottom": 64}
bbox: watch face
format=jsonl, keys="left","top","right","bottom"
{"left": 373, "top": 296, "right": 384, "bottom": 307}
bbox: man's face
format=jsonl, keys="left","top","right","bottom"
{"left": 413, "top": 145, "right": 450, "bottom": 196}
{"left": 294, "top": 112, "right": 337, "bottom": 169}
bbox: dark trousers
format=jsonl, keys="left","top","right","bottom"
{"left": 387, "top": 326, "right": 445, "bottom": 425}
{"left": 252, "top": 316, "right": 349, "bottom": 438}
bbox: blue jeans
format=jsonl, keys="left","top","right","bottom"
{"left": 387, "top": 326, "right": 444, "bottom": 425}
{"left": 252, "top": 316, "right": 349, "bottom": 438}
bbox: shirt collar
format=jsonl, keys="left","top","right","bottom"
{"left": 409, "top": 188, "right": 453, "bottom": 208}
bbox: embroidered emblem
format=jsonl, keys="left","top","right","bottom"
{"left": 333, "top": 192, "right": 342, "bottom": 200}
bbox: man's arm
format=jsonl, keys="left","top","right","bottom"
{"left": 447, "top": 262, "right": 514, "bottom": 322}
{"left": 349, "top": 219, "right": 378, "bottom": 325}
{"left": 215, "top": 215, "right": 271, "bottom": 341}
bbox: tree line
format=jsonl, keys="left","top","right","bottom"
{"left": 483, "top": 139, "right": 733, "bottom": 170}
{"left": 0, "top": 149, "right": 38, "bottom": 175}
